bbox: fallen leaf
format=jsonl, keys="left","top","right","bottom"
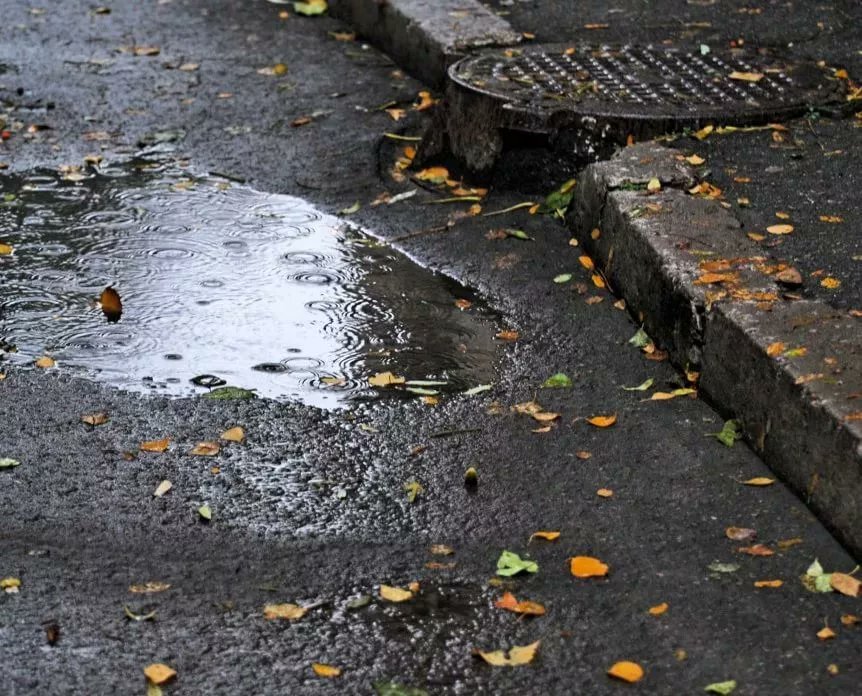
{"left": 496, "top": 330, "right": 520, "bottom": 341}
{"left": 570, "top": 556, "right": 609, "bottom": 578}
{"left": 695, "top": 125, "right": 714, "bottom": 140}
{"left": 622, "top": 378, "right": 654, "bottom": 391}
{"left": 264, "top": 603, "right": 308, "bottom": 620}
{"left": 685, "top": 154, "right": 706, "bottom": 165}
{"left": 415, "top": 167, "right": 449, "bottom": 184}
{"left": 124, "top": 605, "right": 157, "bottom": 622}
{"left": 454, "top": 299, "right": 472, "bottom": 310}
{"left": 257, "top": 63, "right": 288, "bottom": 76}
{"left": 542, "top": 372, "right": 572, "bottom": 388}
{"left": 725, "top": 527, "right": 756, "bottom": 541}
{"left": 597, "top": 488, "right": 614, "bottom": 498}
{"left": 99, "top": 286, "right": 122, "bottom": 322}
{"left": 81, "top": 413, "right": 109, "bottom": 426}
{"left": 143, "top": 664, "right": 176, "bottom": 685}
{"left": 553, "top": 273, "right": 573, "bottom": 284}
{"left": 0, "top": 458, "right": 21, "bottom": 469}
{"left": 708, "top": 562, "right": 740, "bottom": 574}
{"left": 830, "top": 572, "right": 861, "bottom": 597}
{"left": 821, "top": 276, "right": 841, "bottom": 289}
{"left": 198, "top": 504, "right": 212, "bottom": 521}
{"left": 293, "top": 0, "right": 327, "bottom": 16}
{"left": 312, "top": 663, "right": 341, "bottom": 678}
{"left": 140, "top": 438, "right": 170, "bottom": 453}
{"left": 0, "top": 242, "right": 13, "bottom": 255}
{"left": 475, "top": 640, "right": 540, "bottom": 667}
{"left": 153, "top": 480, "right": 172, "bottom": 497}
{"left": 777, "top": 538, "right": 803, "bottom": 550}
{"left": 648, "top": 602, "right": 668, "bottom": 616}
{"left": 497, "top": 550, "right": 538, "bottom": 576}
{"left": 404, "top": 480, "right": 423, "bottom": 503}
{"left": 647, "top": 177, "right": 661, "bottom": 192}
{"left": 329, "top": 31, "right": 356, "bottom": 41}
{"left": 738, "top": 544, "right": 774, "bottom": 556}
{"left": 817, "top": 626, "right": 836, "bottom": 640}
{"left": 586, "top": 414, "right": 616, "bottom": 428}
{"left": 576, "top": 451, "right": 592, "bottom": 459}
{"left": 430, "top": 544, "right": 454, "bottom": 555}
{"left": 607, "top": 661, "right": 644, "bottom": 683}
{"left": 754, "top": 579, "right": 783, "bottom": 588}
{"left": 704, "top": 680, "right": 737, "bottom": 695}
{"left": 529, "top": 531, "right": 560, "bottom": 542}
{"left": 494, "top": 591, "right": 546, "bottom": 616}
{"left": 819, "top": 215, "right": 843, "bottom": 223}
{"left": 35, "top": 356, "right": 55, "bottom": 368}
{"left": 413, "top": 90, "right": 438, "bottom": 111}
{"left": 190, "top": 441, "right": 220, "bottom": 456}
{"left": 220, "top": 426, "right": 245, "bottom": 442}
{"left": 129, "top": 581, "right": 170, "bottom": 594}
{"left": 710, "top": 419, "right": 741, "bottom": 447}
{"left": 579, "top": 255, "right": 595, "bottom": 270}
{"left": 291, "top": 116, "right": 312, "bottom": 127}
{"left": 767, "top": 224, "right": 793, "bottom": 235}
{"left": 380, "top": 584, "right": 414, "bottom": 602}
{"left": 841, "top": 614, "right": 859, "bottom": 626}
{"left": 766, "top": 342, "right": 785, "bottom": 357}
{"left": 368, "top": 371, "right": 405, "bottom": 387}
{"left": 132, "top": 46, "right": 160, "bottom": 57}
{"left": 1, "top": 577, "right": 21, "bottom": 592}
{"left": 178, "top": 62, "right": 199, "bottom": 71}
{"left": 650, "top": 388, "right": 696, "bottom": 401}
{"left": 385, "top": 108, "right": 406, "bottom": 121}
{"left": 742, "top": 477, "right": 774, "bottom": 486}
{"left": 729, "top": 71, "right": 763, "bottom": 82}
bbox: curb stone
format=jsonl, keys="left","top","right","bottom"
{"left": 573, "top": 142, "right": 862, "bottom": 558}
{"left": 328, "top": 0, "right": 520, "bottom": 87}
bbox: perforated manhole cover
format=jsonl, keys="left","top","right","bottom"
{"left": 440, "top": 44, "right": 844, "bottom": 173}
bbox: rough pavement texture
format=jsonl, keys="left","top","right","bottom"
{"left": 1, "top": 1, "right": 861, "bottom": 695}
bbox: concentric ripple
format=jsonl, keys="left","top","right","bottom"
{"left": 0, "top": 160, "right": 500, "bottom": 406}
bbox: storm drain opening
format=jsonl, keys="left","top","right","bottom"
{"left": 428, "top": 44, "right": 845, "bottom": 176}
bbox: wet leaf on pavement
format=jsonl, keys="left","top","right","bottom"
{"left": 190, "top": 441, "right": 220, "bottom": 456}
{"left": 553, "top": 273, "right": 572, "bottom": 284}
{"left": 538, "top": 179, "right": 576, "bottom": 216}
{"left": 494, "top": 591, "right": 546, "bottom": 615}
{"left": 143, "top": 664, "right": 176, "bottom": 685}
{"left": 198, "top": 504, "right": 212, "bottom": 521}
{"left": 622, "top": 378, "right": 654, "bottom": 391}
{"left": 597, "top": 488, "right": 613, "bottom": 497}
{"left": 35, "top": 356, "right": 55, "bottom": 368}
{"left": 379, "top": 584, "right": 414, "bottom": 602}
{"left": 124, "top": 605, "right": 157, "bottom": 622}
{"left": 817, "top": 626, "right": 836, "bottom": 640}
{"left": 830, "top": 572, "right": 861, "bottom": 597}
{"left": 742, "top": 477, "right": 774, "bottom": 486}
{"left": 725, "top": 527, "right": 756, "bottom": 541}
{"left": 369, "top": 371, "right": 405, "bottom": 387}
{"left": 754, "top": 580, "right": 783, "bottom": 588}
{"left": 475, "top": 640, "right": 540, "bottom": 667}
{"left": 542, "top": 372, "right": 572, "bottom": 388}
{"left": 628, "top": 327, "right": 651, "bottom": 348}
{"left": 1, "top": 577, "right": 21, "bottom": 592}
{"left": 737, "top": 544, "right": 774, "bottom": 556}
{"left": 586, "top": 414, "right": 617, "bottom": 428}
{"left": 648, "top": 602, "right": 668, "bottom": 616}
{"left": 404, "top": 480, "right": 423, "bottom": 503}
{"left": 650, "top": 388, "right": 696, "bottom": 401}
{"left": 430, "top": 544, "right": 454, "bottom": 555}
{"left": 496, "top": 551, "right": 538, "bottom": 576}
{"left": 203, "top": 386, "right": 257, "bottom": 400}
{"left": 311, "top": 663, "right": 341, "bottom": 678}
{"left": 708, "top": 562, "right": 740, "bottom": 574}
{"left": 263, "top": 603, "right": 308, "bottom": 620}
{"left": 99, "top": 287, "right": 122, "bottom": 322}
{"left": 704, "top": 680, "right": 737, "bottom": 694}
{"left": 140, "top": 438, "right": 170, "bottom": 453}
{"left": 570, "top": 556, "right": 609, "bottom": 578}
{"left": 607, "top": 661, "right": 644, "bottom": 683}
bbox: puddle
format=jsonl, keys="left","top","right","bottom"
{"left": 0, "top": 160, "right": 499, "bottom": 406}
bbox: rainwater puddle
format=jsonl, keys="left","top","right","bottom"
{"left": 0, "top": 160, "right": 499, "bottom": 406}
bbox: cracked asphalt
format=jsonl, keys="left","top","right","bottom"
{"left": 1, "top": 1, "right": 860, "bottom": 694}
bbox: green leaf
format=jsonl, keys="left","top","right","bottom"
{"left": 496, "top": 550, "right": 538, "bottom": 577}
{"left": 463, "top": 384, "right": 492, "bottom": 396}
{"left": 708, "top": 562, "right": 740, "bottom": 574}
{"left": 542, "top": 372, "right": 572, "bottom": 388}
{"left": 704, "top": 680, "right": 736, "bottom": 695}
{"left": 553, "top": 273, "right": 573, "bottom": 284}
{"left": 709, "top": 419, "right": 742, "bottom": 447}
{"left": 0, "top": 458, "right": 21, "bottom": 469}
{"left": 628, "top": 327, "right": 651, "bottom": 348}
{"left": 198, "top": 504, "right": 212, "bottom": 521}
{"left": 338, "top": 201, "right": 360, "bottom": 215}
{"left": 404, "top": 480, "right": 423, "bottom": 503}
{"left": 505, "top": 228, "right": 533, "bottom": 240}
{"left": 538, "top": 179, "right": 576, "bottom": 215}
{"left": 814, "top": 574, "right": 834, "bottom": 593}
{"left": 622, "top": 378, "right": 655, "bottom": 391}
{"left": 203, "top": 386, "right": 257, "bottom": 400}
{"left": 374, "top": 683, "right": 428, "bottom": 696}
{"left": 293, "top": 0, "right": 327, "bottom": 16}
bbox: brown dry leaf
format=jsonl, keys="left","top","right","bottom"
{"left": 263, "top": 603, "right": 307, "bottom": 620}
{"left": 795, "top": 373, "right": 825, "bottom": 386}
{"left": 425, "top": 561, "right": 456, "bottom": 570}
{"left": 754, "top": 579, "right": 784, "bottom": 588}
{"left": 190, "top": 441, "right": 220, "bottom": 456}
{"left": 99, "top": 286, "right": 123, "bottom": 322}
{"left": 841, "top": 614, "right": 859, "bottom": 626}
{"left": 144, "top": 664, "right": 176, "bottom": 685}
{"left": 726, "top": 526, "right": 756, "bottom": 541}
{"left": 738, "top": 544, "right": 774, "bottom": 556}
{"left": 430, "top": 544, "right": 454, "bottom": 555}
{"left": 329, "top": 31, "right": 355, "bottom": 41}
{"left": 35, "top": 356, "right": 56, "bottom": 369}
{"left": 608, "top": 661, "right": 644, "bottom": 683}
{"left": 81, "top": 413, "right": 109, "bottom": 426}
{"left": 494, "top": 591, "right": 546, "bottom": 616}
{"left": 830, "top": 572, "right": 861, "bottom": 597}
{"left": 819, "top": 215, "right": 843, "bottom": 223}
{"left": 455, "top": 299, "right": 473, "bottom": 310}
{"left": 586, "top": 414, "right": 617, "bottom": 428}
{"left": 694, "top": 272, "right": 738, "bottom": 285}
{"left": 579, "top": 255, "right": 595, "bottom": 271}
{"left": 817, "top": 626, "right": 836, "bottom": 640}
{"left": 311, "top": 663, "right": 341, "bottom": 678}
{"left": 496, "top": 330, "right": 520, "bottom": 341}
{"left": 729, "top": 71, "right": 764, "bottom": 82}
{"left": 766, "top": 342, "right": 785, "bottom": 357}
{"left": 291, "top": 116, "right": 312, "bottom": 127}
{"left": 530, "top": 531, "right": 560, "bottom": 542}
{"left": 532, "top": 411, "right": 560, "bottom": 423}
{"left": 153, "top": 480, "right": 172, "bottom": 497}
{"left": 380, "top": 584, "right": 414, "bottom": 603}
{"left": 513, "top": 400, "right": 543, "bottom": 416}
{"left": 140, "top": 438, "right": 170, "bottom": 453}
{"left": 650, "top": 389, "right": 696, "bottom": 401}
{"left": 129, "top": 581, "right": 171, "bottom": 594}
{"left": 688, "top": 182, "right": 722, "bottom": 198}
{"left": 576, "top": 451, "right": 592, "bottom": 460}
{"left": 777, "top": 537, "right": 803, "bottom": 550}
{"left": 570, "top": 556, "right": 609, "bottom": 578}
{"left": 742, "top": 477, "right": 775, "bottom": 486}
{"left": 368, "top": 371, "right": 405, "bottom": 387}
{"left": 597, "top": 488, "right": 614, "bottom": 498}
{"left": 475, "top": 640, "right": 540, "bottom": 667}
{"left": 220, "top": 426, "right": 245, "bottom": 443}
{"left": 421, "top": 395, "right": 439, "bottom": 406}
{"left": 648, "top": 602, "right": 668, "bottom": 616}
{"left": 767, "top": 224, "right": 794, "bottom": 235}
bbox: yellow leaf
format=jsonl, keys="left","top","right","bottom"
{"left": 830, "top": 572, "right": 861, "bottom": 597}
{"left": 35, "top": 356, "right": 56, "bottom": 369}
{"left": 648, "top": 602, "right": 668, "bottom": 616}
{"left": 430, "top": 544, "right": 454, "bottom": 555}
{"left": 775, "top": 211, "right": 791, "bottom": 220}
{"left": 586, "top": 414, "right": 617, "bottom": 428}
{"left": 766, "top": 342, "right": 785, "bottom": 357}
{"left": 817, "top": 626, "right": 836, "bottom": 640}
{"left": 0, "top": 242, "right": 13, "bottom": 255}
{"left": 529, "top": 531, "right": 560, "bottom": 542}
{"left": 263, "top": 603, "right": 307, "bottom": 620}
{"left": 821, "top": 276, "right": 841, "bottom": 289}
{"left": 646, "top": 177, "right": 661, "bottom": 192}
{"left": 596, "top": 488, "right": 614, "bottom": 498}
{"left": 608, "top": 660, "right": 644, "bottom": 683}
{"left": 0, "top": 577, "right": 21, "bottom": 590}
{"left": 140, "top": 438, "right": 170, "bottom": 453}
{"left": 685, "top": 154, "right": 706, "bottom": 165}
{"left": 220, "top": 426, "right": 245, "bottom": 442}
{"left": 729, "top": 71, "right": 764, "bottom": 82}
{"left": 153, "top": 480, "right": 172, "bottom": 497}
{"left": 379, "top": 584, "right": 414, "bottom": 602}
{"left": 570, "top": 555, "right": 609, "bottom": 578}
{"left": 475, "top": 640, "right": 540, "bottom": 667}
{"left": 368, "top": 371, "right": 405, "bottom": 387}
{"left": 650, "top": 388, "right": 696, "bottom": 401}
{"left": 754, "top": 579, "right": 783, "bottom": 588}
{"left": 143, "top": 664, "right": 176, "bottom": 685}
{"left": 694, "top": 124, "right": 714, "bottom": 140}
{"left": 81, "top": 412, "right": 109, "bottom": 426}
{"left": 311, "top": 663, "right": 341, "bottom": 678}
{"left": 742, "top": 477, "right": 775, "bottom": 486}
{"left": 767, "top": 224, "right": 794, "bottom": 235}
{"left": 129, "top": 581, "right": 171, "bottom": 594}
{"left": 190, "top": 441, "right": 220, "bottom": 456}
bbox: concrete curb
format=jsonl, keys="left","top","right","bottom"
{"left": 328, "top": 0, "right": 520, "bottom": 87}
{"left": 573, "top": 143, "right": 862, "bottom": 557}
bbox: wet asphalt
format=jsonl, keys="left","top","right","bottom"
{"left": 1, "top": 1, "right": 861, "bottom": 694}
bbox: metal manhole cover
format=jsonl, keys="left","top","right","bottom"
{"left": 449, "top": 44, "right": 842, "bottom": 129}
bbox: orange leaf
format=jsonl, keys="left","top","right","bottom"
{"left": 494, "top": 592, "right": 546, "bottom": 616}
{"left": 830, "top": 572, "right": 861, "bottom": 597}
{"left": 416, "top": 166, "right": 449, "bottom": 183}
{"left": 99, "top": 286, "right": 123, "bottom": 322}
{"left": 570, "top": 556, "right": 609, "bottom": 578}
{"left": 311, "top": 663, "right": 341, "bottom": 678}
{"left": 591, "top": 273, "right": 605, "bottom": 288}
{"left": 817, "top": 626, "right": 836, "bottom": 640}
{"left": 530, "top": 531, "right": 560, "bottom": 542}
{"left": 190, "top": 441, "right": 220, "bottom": 456}
{"left": 586, "top": 414, "right": 616, "bottom": 428}
{"left": 140, "top": 438, "right": 170, "bottom": 453}
{"left": 596, "top": 488, "right": 614, "bottom": 498}
{"left": 608, "top": 661, "right": 644, "bottom": 683}
{"left": 576, "top": 451, "right": 592, "bottom": 459}
{"left": 496, "top": 330, "right": 520, "bottom": 341}
{"left": 766, "top": 342, "right": 785, "bottom": 357}
{"left": 144, "top": 664, "right": 176, "bottom": 685}
{"left": 579, "top": 255, "right": 595, "bottom": 270}
{"left": 35, "top": 356, "right": 56, "bottom": 368}
{"left": 841, "top": 614, "right": 859, "bottom": 626}
{"left": 648, "top": 602, "right": 668, "bottom": 616}
{"left": 754, "top": 579, "right": 783, "bottom": 588}
{"left": 454, "top": 299, "right": 472, "bottom": 310}
{"left": 767, "top": 224, "right": 793, "bottom": 235}
{"left": 737, "top": 544, "right": 774, "bottom": 556}
{"left": 742, "top": 477, "right": 774, "bottom": 486}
